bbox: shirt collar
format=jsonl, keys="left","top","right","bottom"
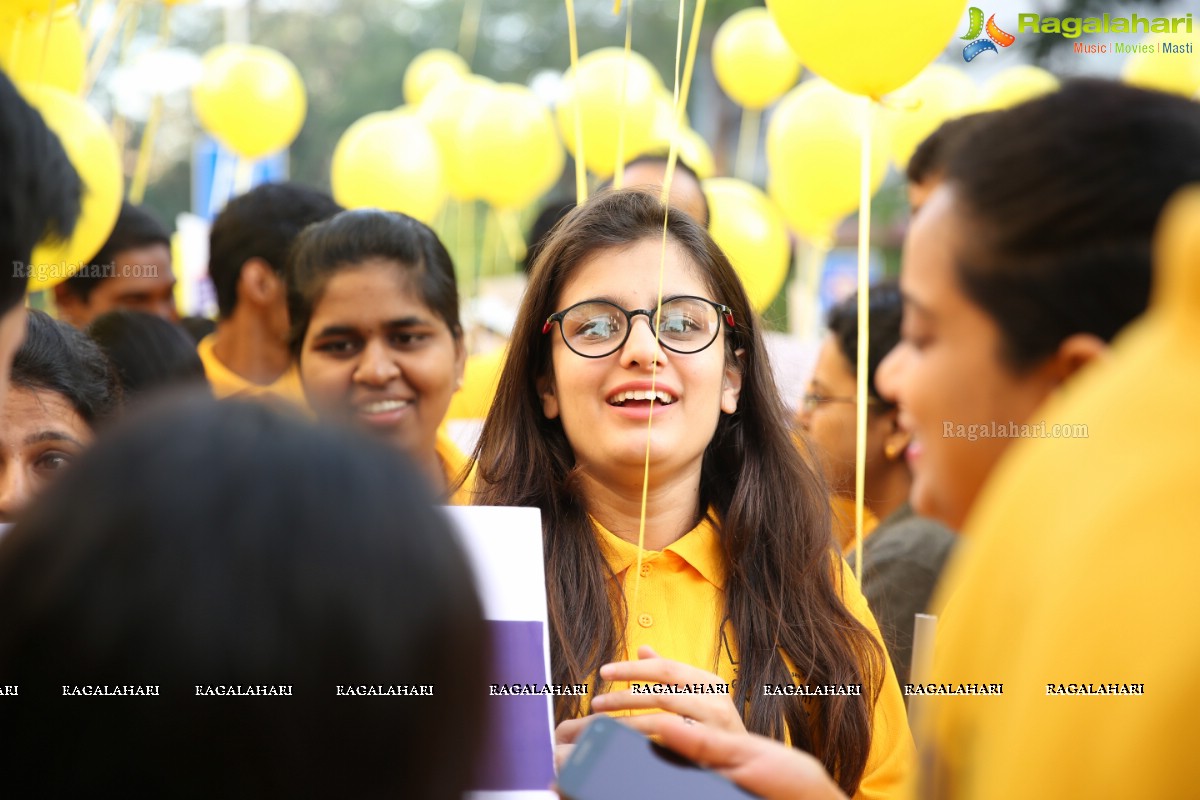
{"left": 593, "top": 511, "right": 725, "bottom": 589}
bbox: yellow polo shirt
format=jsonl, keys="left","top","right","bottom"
{"left": 593, "top": 514, "right": 915, "bottom": 799}
{"left": 197, "top": 334, "right": 308, "bottom": 410}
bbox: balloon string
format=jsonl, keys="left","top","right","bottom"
{"left": 497, "top": 209, "right": 527, "bottom": 265}
{"left": 461, "top": 200, "right": 477, "bottom": 297}
{"left": 480, "top": 203, "right": 499, "bottom": 285}
{"left": 853, "top": 95, "right": 872, "bottom": 584}
{"left": 458, "top": 0, "right": 483, "bottom": 69}
{"left": 83, "top": 0, "right": 108, "bottom": 51}
{"left": 632, "top": 0, "right": 706, "bottom": 615}
{"left": 129, "top": 7, "right": 172, "bottom": 205}
{"left": 564, "top": 0, "right": 587, "bottom": 205}
{"left": 611, "top": 0, "right": 634, "bottom": 189}
{"left": 233, "top": 156, "right": 254, "bottom": 198}
{"left": 734, "top": 108, "right": 760, "bottom": 182}
{"left": 37, "top": 0, "right": 58, "bottom": 88}
{"left": 83, "top": 0, "right": 134, "bottom": 96}
{"left": 109, "top": 5, "right": 142, "bottom": 158}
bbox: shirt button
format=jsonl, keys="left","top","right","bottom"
{"left": 639, "top": 564, "right": 652, "bottom": 577}
{"left": 638, "top": 613, "right": 653, "bottom": 628}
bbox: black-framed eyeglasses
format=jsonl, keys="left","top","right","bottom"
{"left": 541, "top": 296, "right": 736, "bottom": 359}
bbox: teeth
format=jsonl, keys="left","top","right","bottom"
{"left": 360, "top": 400, "right": 410, "bottom": 414}
{"left": 608, "top": 390, "right": 677, "bottom": 406}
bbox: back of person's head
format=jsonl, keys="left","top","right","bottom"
{"left": 905, "top": 112, "right": 996, "bottom": 188}
{"left": 942, "top": 79, "right": 1200, "bottom": 370}
{"left": 287, "top": 208, "right": 462, "bottom": 356}
{"left": 87, "top": 311, "right": 210, "bottom": 403}
{"left": 178, "top": 314, "right": 217, "bottom": 343}
{"left": 208, "top": 182, "right": 342, "bottom": 319}
{"left": 603, "top": 153, "right": 710, "bottom": 226}
{"left": 0, "top": 396, "right": 487, "bottom": 798}
{"left": 57, "top": 202, "right": 170, "bottom": 302}
{"left": 826, "top": 280, "right": 902, "bottom": 405}
{"left": 13, "top": 309, "right": 122, "bottom": 428}
{"left": 0, "top": 72, "right": 81, "bottom": 315}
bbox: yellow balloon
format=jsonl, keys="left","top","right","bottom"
{"left": 884, "top": 64, "right": 975, "bottom": 169}
{"left": 765, "top": 0, "right": 967, "bottom": 99}
{"left": 713, "top": 8, "right": 802, "bottom": 110}
{"left": 767, "top": 80, "right": 890, "bottom": 238}
{"left": 974, "top": 65, "right": 1059, "bottom": 111}
{"left": 768, "top": 177, "right": 834, "bottom": 247}
{"left": 331, "top": 109, "right": 445, "bottom": 225}
{"left": 192, "top": 44, "right": 306, "bottom": 159}
{"left": 404, "top": 48, "right": 470, "bottom": 106}
{"left": 646, "top": 91, "right": 690, "bottom": 150}
{"left": 704, "top": 178, "right": 790, "bottom": 312}
{"left": 21, "top": 85, "right": 122, "bottom": 291}
{"left": 0, "top": 8, "right": 85, "bottom": 95}
{"left": 7, "top": 1, "right": 79, "bottom": 14}
{"left": 677, "top": 129, "right": 715, "bottom": 180}
{"left": 641, "top": 92, "right": 712, "bottom": 178}
{"left": 557, "top": 47, "right": 662, "bottom": 178}
{"left": 419, "top": 75, "right": 496, "bottom": 202}
{"left": 458, "top": 83, "right": 564, "bottom": 211}
{"left": 1123, "top": 33, "right": 1200, "bottom": 97}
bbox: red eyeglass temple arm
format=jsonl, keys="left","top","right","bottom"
{"left": 724, "top": 310, "right": 736, "bottom": 328}
{"left": 541, "top": 318, "right": 553, "bottom": 334}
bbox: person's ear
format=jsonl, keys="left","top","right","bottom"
{"left": 882, "top": 409, "right": 912, "bottom": 462}
{"left": 238, "top": 258, "right": 279, "bottom": 307}
{"left": 720, "top": 348, "right": 745, "bottom": 415}
{"left": 52, "top": 284, "right": 89, "bottom": 328}
{"left": 537, "top": 372, "right": 560, "bottom": 419}
{"left": 1048, "top": 333, "right": 1108, "bottom": 387}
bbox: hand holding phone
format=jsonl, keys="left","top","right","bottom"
{"left": 557, "top": 715, "right": 761, "bottom": 800}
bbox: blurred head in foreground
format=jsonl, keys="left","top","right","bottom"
{"left": 0, "top": 397, "right": 486, "bottom": 798}
{"left": 879, "top": 79, "right": 1200, "bottom": 529}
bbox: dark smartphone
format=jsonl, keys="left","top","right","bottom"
{"left": 558, "top": 716, "right": 761, "bottom": 800}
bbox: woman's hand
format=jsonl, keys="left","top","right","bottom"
{"left": 590, "top": 645, "right": 748, "bottom": 735}
{"left": 554, "top": 712, "right": 705, "bottom": 771}
{"left": 635, "top": 714, "right": 848, "bottom": 800}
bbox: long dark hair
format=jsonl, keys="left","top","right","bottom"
{"left": 468, "top": 189, "right": 882, "bottom": 794}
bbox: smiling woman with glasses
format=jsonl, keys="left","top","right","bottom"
{"left": 465, "top": 189, "right": 914, "bottom": 798}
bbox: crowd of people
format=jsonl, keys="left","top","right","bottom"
{"left": 0, "top": 65, "right": 1196, "bottom": 798}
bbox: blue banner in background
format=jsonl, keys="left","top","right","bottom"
{"left": 191, "top": 136, "right": 288, "bottom": 222}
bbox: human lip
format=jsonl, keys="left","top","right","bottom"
{"left": 896, "top": 411, "right": 922, "bottom": 464}
{"left": 605, "top": 382, "right": 680, "bottom": 407}
{"left": 354, "top": 397, "right": 413, "bottom": 426}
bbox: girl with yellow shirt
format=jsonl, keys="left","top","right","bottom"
{"left": 288, "top": 209, "right": 469, "bottom": 502}
{"left": 469, "top": 191, "right": 913, "bottom": 798}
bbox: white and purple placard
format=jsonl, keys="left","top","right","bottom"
{"left": 443, "top": 506, "right": 557, "bottom": 800}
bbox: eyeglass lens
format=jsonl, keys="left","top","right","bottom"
{"left": 560, "top": 298, "right": 720, "bottom": 356}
